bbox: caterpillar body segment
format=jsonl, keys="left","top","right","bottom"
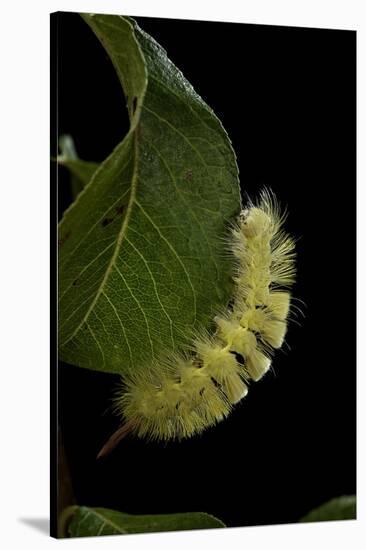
{"left": 106, "top": 190, "right": 296, "bottom": 448}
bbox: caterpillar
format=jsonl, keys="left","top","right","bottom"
{"left": 98, "top": 189, "right": 296, "bottom": 456}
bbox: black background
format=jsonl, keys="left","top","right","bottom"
{"left": 53, "top": 12, "right": 356, "bottom": 530}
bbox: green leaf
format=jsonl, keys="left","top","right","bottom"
{"left": 300, "top": 496, "right": 356, "bottom": 522}
{"left": 61, "top": 505, "right": 225, "bottom": 537}
{"left": 58, "top": 14, "right": 240, "bottom": 374}
{"left": 57, "top": 134, "right": 99, "bottom": 198}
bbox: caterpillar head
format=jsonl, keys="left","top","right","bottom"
{"left": 241, "top": 207, "right": 272, "bottom": 238}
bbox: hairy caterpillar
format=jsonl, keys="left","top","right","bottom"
{"left": 98, "top": 190, "right": 296, "bottom": 456}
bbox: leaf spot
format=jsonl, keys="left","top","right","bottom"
{"left": 115, "top": 204, "right": 125, "bottom": 216}
{"left": 58, "top": 230, "right": 71, "bottom": 248}
{"left": 184, "top": 169, "right": 193, "bottom": 181}
{"left": 102, "top": 217, "right": 114, "bottom": 227}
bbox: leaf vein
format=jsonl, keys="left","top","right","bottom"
{"left": 125, "top": 235, "right": 175, "bottom": 349}
{"left": 85, "top": 321, "right": 106, "bottom": 368}
{"left": 87, "top": 508, "right": 127, "bottom": 534}
{"left": 101, "top": 290, "right": 133, "bottom": 366}
{"left": 142, "top": 105, "right": 211, "bottom": 174}
{"left": 59, "top": 241, "right": 115, "bottom": 303}
{"left": 59, "top": 181, "right": 130, "bottom": 269}
{"left": 135, "top": 200, "right": 197, "bottom": 323}
{"left": 60, "top": 132, "right": 139, "bottom": 348}
{"left": 114, "top": 263, "right": 155, "bottom": 358}
{"left": 144, "top": 137, "right": 217, "bottom": 276}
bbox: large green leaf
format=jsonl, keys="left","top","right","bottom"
{"left": 58, "top": 14, "right": 240, "bottom": 374}
{"left": 61, "top": 505, "right": 225, "bottom": 537}
{"left": 300, "top": 496, "right": 356, "bottom": 522}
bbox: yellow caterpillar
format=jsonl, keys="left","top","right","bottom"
{"left": 98, "top": 190, "right": 296, "bottom": 455}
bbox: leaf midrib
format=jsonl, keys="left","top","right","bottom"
{"left": 60, "top": 130, "right": 140, "bottom": 349}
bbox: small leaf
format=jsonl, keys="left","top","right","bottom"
{"left": 61, "top": 505, "right": 225, "bottom": 537}
{"left": 58, "top": 134, "right": 78, "bottom": 160}
{"left": 58, "top": 14, "right": 241, "bottom": 374}
{"left": 300, "top": 495, "right": 356, "bottom": 522}
{"left": 58, "top": 134, "right": 99, "bottom": 197}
